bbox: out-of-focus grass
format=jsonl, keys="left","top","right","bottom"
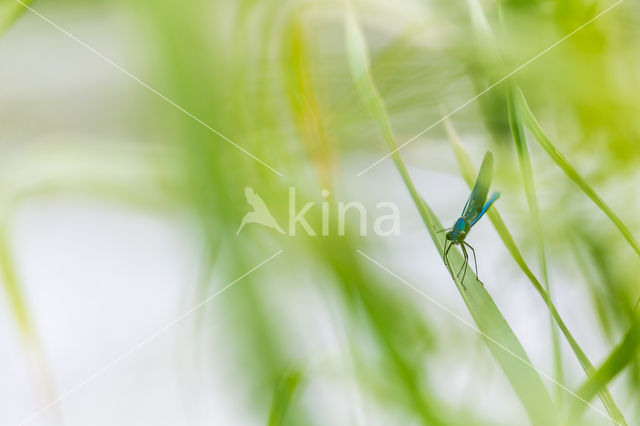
{"left": 131, "top": 1, "right": 496, "bottom": 424}
{"left": 267, "top": 368, "right": 303, "bottom": 426}
{"left": 0, "top": 0, "right": 36, "bottom": 361}
{"left": 571, "top": 320, "right": 640, "bottom": 422}
{"left": 0, "top": 0, "right": 31, "bottom": 35}
{"left": 0, "top": 0, "right": 60, "bottom": 409}
{"left": 3, "top": 0, "right": 640, "bottom": 424}
{"left": 0, "top": 223, "right": 31, "bottom": 337}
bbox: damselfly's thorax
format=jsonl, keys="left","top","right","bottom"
{"left": 446, "top": 218, "right": 468, "bottom": 243}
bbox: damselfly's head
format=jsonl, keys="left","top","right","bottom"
{"left": 446, "top": 218, "right": 467, "bottom": 242}
{"left": 445, "top": 230, "right": 464, "bottom": 242}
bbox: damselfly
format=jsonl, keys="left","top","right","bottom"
{"left": 441, "top": 151, "right": 500, "bottom": 285}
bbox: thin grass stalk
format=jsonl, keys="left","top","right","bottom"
{"left": 516, "top": 83, "right": 640, "bottom": 311}
{"left": 570, "top": 321, "right": 640, "bottom": 422}
{"left": 507, "top": 87, "right": 564, "bottom": 401}
{"left": 514, "top": 87, "right": 640, "bottom": 263}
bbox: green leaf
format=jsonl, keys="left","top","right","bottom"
{"left": 345, "top": 9, "right": 557, "bottom": 425}
{"left": 444, "top": 115, "right": 627, "bottom": 426}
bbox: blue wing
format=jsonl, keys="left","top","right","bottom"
{"left": 469, "top": 192, "right": 500, "bottom": 226}
{"left": 462, "top": 151, "right": 494, "bottom": 224}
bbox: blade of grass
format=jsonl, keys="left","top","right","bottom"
{"left": 0, "top": 220, "right": 63, "bottom": 424}
{"left": 315, "top": 239, "right": 449, "bottom": 424}
{"left": 443, "top": 116, "right": 627, "bottom": 425}
{"left": 567, "top": 233, "right": 620, "bottom": 342}
{"left": 283, "top": 15, "right": 335, "bottom": 190}
{"left": 507, "top": 86, "right": 564, "bottom": 401}
{"left": 268, "top": 369, "right": 303, "bottom": 426}
{"left": 0, "top": 0, "right": 35, "bottom": 341}
{"left": 0, "top": 222, "right": 32, "bottom": 337}
{"left": 0, "top": 0, "right": 37, "bottom": 343}
{"left": 0, "top": 0, "right": 31, "bottom": 35}
{"left": 516, "top": 81, "right": 640, "bottom": 320}
{"left": 345, "top": 8, "right": 558, "bottom": 425}
{"left": 458, "top": 2, "right": 628, "bottom": 419}
{"left": 514, "top": 86, "right": 640, "bottom": 263}
{"left": 569, "top": 321, "right": 640, "bottom": 422}
{"left": 285, "top": 13, "right": 448, "bottom": 423}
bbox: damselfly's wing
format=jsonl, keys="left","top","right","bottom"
{"left": 462, "top": 151, "right": 493, "bottom": 225}
{"left": 469, "top": 191, "right": 500, "bottom": 226}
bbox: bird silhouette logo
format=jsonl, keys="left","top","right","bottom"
{"left": 236, "top": 186, "right": 285, "bottom": 235}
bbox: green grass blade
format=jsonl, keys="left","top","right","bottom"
{"left": 0, "top": 220, "right": 62, "bottom": 422}
{"left": 514, "top": 87, "right": 640, "bottom": 261}
{"left": 0, "top": 0, "right": 32, "bottom": 35}
{"left": 268, "top": 369, "right": 303, "bottom": 426}
{"left": 345, "top": 9, "right": 557, "bottom": 425}
{"left": 506, "top": 86, "right": 564, "bottom": 400}
{"left": 569, "top": 321, "right": 640, "bottom": 422}
{"left": 444, "top": 117, "right": 627, "bottom": 425}
{"left": 0, "top": 223, "right": 32, "bottom": 337}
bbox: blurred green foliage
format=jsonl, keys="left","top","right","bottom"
{"left": 3, "top": 0, "right": 640, "bottom": 424}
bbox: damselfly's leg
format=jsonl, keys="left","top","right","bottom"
{"left": 443, "top": 241, "right": 452, "bottom": 272}
{"left": 464, "top": 242, "right": 479, "bottom": 282}
{"left": 456, "top": 250, "right": 467, "bottom": 278}
{"left": 458, "top": 243, "right": 469, "bottom": 285}
{"left": 445, "top": 242, "right": 466, "bottom": 289}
